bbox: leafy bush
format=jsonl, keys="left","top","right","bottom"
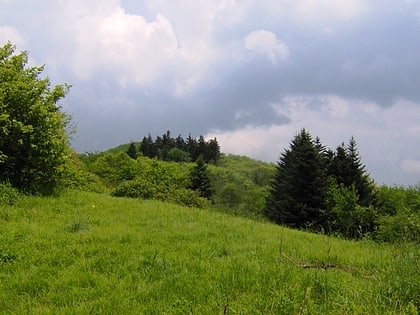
{"left": 111, "top": 178, "right": 159, "bottom": 200}
{"left": 327, "top": 183, "right": 377, "bottom": 238}
{"left": 375, "top": 208, "right": 420, "bottom": 243}
{"left": 166, "top": 188, "right": 209, "bottom": 208}
{"left": 374, "top": 185, "right": 420, "bottom": 243}
{"left": 166, "top": 148, "right": 191, "bottom": 162}
{"left": 111, "top": 179, "right": 208, "bottom": 208}
{"left": 0, "top": 182, "right": 20, "bottom": 205}
{"left": 0, "top": 43, "right": 72, "bottom": 195}
{"left": 90, "top": 152, "right": 138, "bottom": 184}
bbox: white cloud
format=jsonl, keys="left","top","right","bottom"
{"left": 66, "top": 6, "right": 179, "bottom": 86}
{"left": 50, "top": 1, "right": 222, "bottom": 93}
{"left": 0, "top": 25, "right": 24, "bottom": 47}
{"left": 244, "top": 30, "right": 289, "bottom": 64}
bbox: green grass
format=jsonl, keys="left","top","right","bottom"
{"left": 0, "top": 191, "right": 418, "bottom": 314}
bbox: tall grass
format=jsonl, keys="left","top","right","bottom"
{"left": 0, "top": 190, "right": 418, "bottom": 314}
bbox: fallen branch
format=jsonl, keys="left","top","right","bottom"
{"left": 280, "top": 252, "right": 377, "bottom": 278}
{"left": 281, "top": 252, "right": 337, "bottom": 270}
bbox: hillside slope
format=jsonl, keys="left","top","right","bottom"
{"left": 0, "top": 191, "right": 418, "bottom": 314}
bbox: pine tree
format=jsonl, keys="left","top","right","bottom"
{"left": 205, "top": 138, "right": 221, "bottom": 163}
{"left": 126, "top": 142, "right": 137, "bottom": 159}
{"left": 189, "top": 155, "right": 213, "bottom": 199}
{"left": 346, "top": 137, "right": 376, "bottom": 206}
{"left": 327, "top": 137, "right": 375, "bottom": 206}
{"left": 266, "top": 129, "right": 328, "bottom": 229}
{"left": 140, "top": 134, "right": 155, "bottom": 158}
{"left": 175, "top": 134, "right": 187, "bottom": 151}
{"left": 187, "top": 134, "right": 199, "bottom": 161}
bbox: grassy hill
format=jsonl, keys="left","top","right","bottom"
{"left": 0, "top": 190, "right": 418, "bottom": 314}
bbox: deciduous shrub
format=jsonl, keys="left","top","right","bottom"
{"left": 375, "top": 209, "right": 419, "bottom": 243}
{"left": 0, "top": 182, "right": 20, "bottom": 205}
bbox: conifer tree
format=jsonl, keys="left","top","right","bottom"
{"left": 266, "top": 129, "right": 328, "bottom": 229}
{"left": 189, "top": 155, "right": 213, "bottom": 199}
{"left": 140, "top": 134, "right": 155, "bottom": 158}
{"left": 328, "top": 137, "right": 375, "bottom": 206}
{"left": 187, "top": 134, "right": 199, "bottom": 161}
{"left": 205, "top": 138, "right": 221, "bottom": 163}
{"left": 127, "top": 142, "right": 137, "bottom": 159}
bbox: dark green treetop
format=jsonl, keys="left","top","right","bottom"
{"left": 266, "top": 129, "right": 328, "bottom": 229}
{"left": 127, "top": 142, "right": 138, "bottom": 159}
{"left": 327, "top": 137, "right": 375, "bottom": 206}
{"left": 189, "top": 155, "right": 213, "bottom": 199}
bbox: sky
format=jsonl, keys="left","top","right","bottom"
{"left": 1, "top": 0, "right": 420, "bottom": 186}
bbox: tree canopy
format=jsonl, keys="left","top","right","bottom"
{"left": 0, "top": 42, "right": 72, "bottom": 194}
{"left": 138, "top": 131, "right": 220, "bottom": 163}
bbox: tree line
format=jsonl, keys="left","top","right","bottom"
{"left": 127, "top": 131, "right": 221, "bottom": 163}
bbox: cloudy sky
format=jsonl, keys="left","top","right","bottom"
{"left": 1, "top": 0, "right": 420, "bottom": 186}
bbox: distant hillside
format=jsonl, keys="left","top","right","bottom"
{"left": 78, "top": 143, "right": 276, "bottom": 220}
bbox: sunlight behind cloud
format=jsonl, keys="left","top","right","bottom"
{"left": 244, "top": 30, "right": 289, "bottom": 64}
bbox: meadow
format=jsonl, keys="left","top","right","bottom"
{"left": 0, "top": 190, "right": 418, "bottom": 314}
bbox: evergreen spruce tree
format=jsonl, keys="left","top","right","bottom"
{"left": 126, "top": 142, "right": 137, "bottom": 159}
{"left": 328, "top": 137, "right": 375, "bottom": 206}
{"left": 327, "top": 143, "right": 351, "bottom": 184}
{"left": 189, "top": 155, "right": 213, "bottom": 199}
{"left": 187, "top": 134, "right": 199, "bottom": 161}
{"left": 266, "top": 129, "right": 328, "bottom": 229}
{"left": 175, "top": 134, "right": 187, "bottom": 151}
{"left": 140, "top": 134, "right": 154, "bottom": 158}
{"left": 205, "top": 138, "right": 221, "bottom": 163}
{"left": 346, "top": 137, "right": 376, "bottom": 206}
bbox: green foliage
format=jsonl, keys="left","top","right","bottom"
{"left": 0, "top": 182, "right": 20, "bottom": 205}
{"left": 189, "top": 156, "right": 213, "bottom": 199}
{"left": 266, "top": 129, "right": 328, "bottom": 229}
{"left": 208, "top": 155, "right": 274, "bottom": 219}
{"left": 375, "top": 209, "right": 419, "bottom": 243}
{"left": 266, "top": 130, "right": 382, "bottom": 239}
{"left": 375, "top": 185, "right": 420, "bottom": 216}
{"left": 139, "top": 131, "right": 221, "bottom": 163}
{"left": 126, "top": 142, "right": 138, "bottom": 159}
{"left": 327, "top": 138, "right": 376, "bottom": 207}
{"left": 109, "top": 157, "right": 208, "bottom": 207}
{"left": 111, "top": 179, "right": 208, "bottom": 208}
{"left": 90, "top": 152, "right": 137, "bottom": 184}
{"left": 111, "top": 178, "right": 157, "bottom": 199}
{"left": 327, "top": 183, "right": 377, "bottom": 238}
{"left": 0, "top": 191, "right": 418, "bottom": 314}
{"left": 373, "top": 186, "right": 420, "bottom": 243}
{"left": 166, "top": 188, "right": 210, "bottom": 208}
{"left": 166, "top": 147, "right": 191, "bottom": 162}
{"left": 0, "top": 42, "right": 72, "bottom": 194}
